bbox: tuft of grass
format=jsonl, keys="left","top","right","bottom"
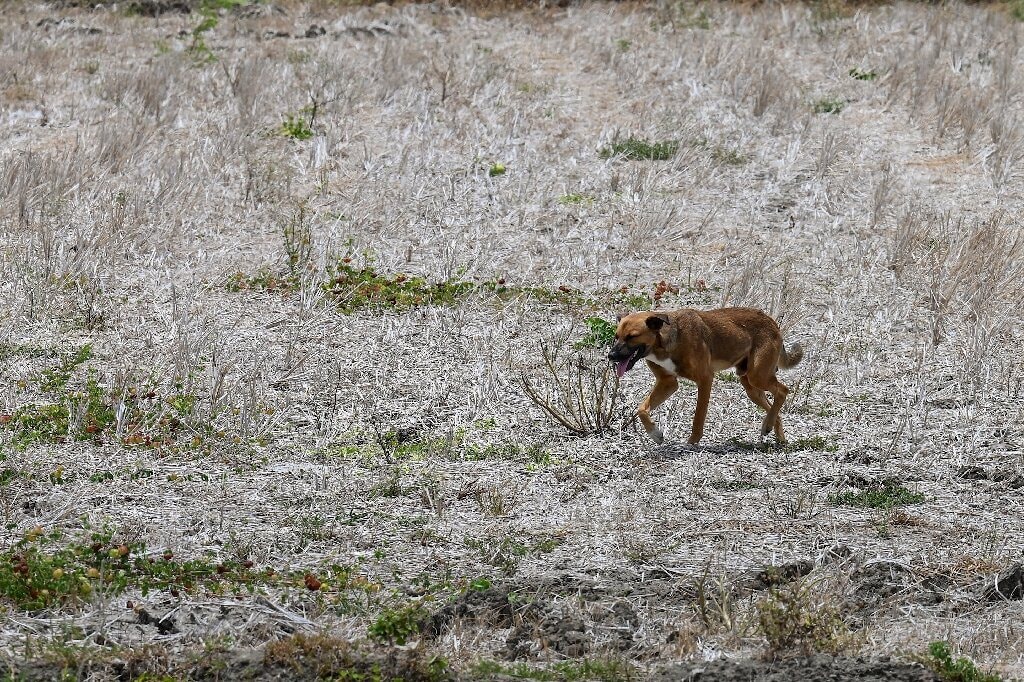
{"left": 488, "top": 162, "right": 506, "bottom": 177}
{"left": 559, "top": 192, "right": 592, "bottom": 205}
{"left": 921, "top": 641, "right": 1002, "bottom": 682}
{"left": 281, "top": 113, "right": 314, "bottom": 141}
{"left": 757, "top": 584, "right": 850, "bottom": 658}
{"left": 710, "top": 146, "right": 746, "bottom": 166}
{"left": 367, "top": 603, "right": 425, "bottom": 645}
{"left": 813, "top": 97, "right": 846, "bottom": 114}
{"left": 849, "top": 67, "right": 878, "bottom": 81}
{"left": 727, "top": 435, "right": 836, "bottom": 453}
{"left": 709, "top": 479, "right": 761, "bottom": 492}
{"left": 599, "top": 136, "right": 679, "bottom": 161}
{"left": 473, "top": 658, "right": 636, "bottom": 681}
{"left": 829, "top": 481, "right": 925, "bottom": 510}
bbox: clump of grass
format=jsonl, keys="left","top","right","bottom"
{"left": 757, "top": 584, "right": 849, "bottom": 658}
{"left": 575, "top": 317, "right": 616, "bottom": 349}
{"left": 367, "top": 602, "right": 426, "bottom": 645}
{"left": 829, "top": 481, "right": 924, "bottom": 509}
{"left": 488, "top": 162, "right": 506, "bottom": 177}
{"left": 0, "top": 528, "right": 273, "bottom": 612}
{"left": 227, "top": 269, "right": 297, "bottom": 293}
{"left": 599, "top": 136, "right": 679, "bottom": 161}
{"left": 813, "top": 97, "right": 846, "bottom": 114}
{"left": 324, "top": 261, "right": 476, "bottom": 313}
{"left": 727, "top": 435, "right": 836, "bottom": 453}
{"left": 321, "top": 259, "right": 654, "bottom": 314}
{"left": 921, "top": 641, "right": 1002, "bottom": 682}
{"left": 559, "top": 192, "right": 591, "bottom": 205}
{"left": 281, "top": 113, "right": 314, "bottom": 141}
{"left": 710, "top": 146, "right": 746, "bottom": 166}
{"left": 849, "top": 67, "right": 878, "bottom": 81}
{"left": 474, "top": 659, "right": 636, "bottom": 681}
{"left": 709, "top": 479, "right": 761, "bottom": 492}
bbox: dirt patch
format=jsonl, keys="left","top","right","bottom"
{"left": 982, "top": 563, "right": 1024, "bottom": 602}
{"left": 650, "top": 656, "right": 939, "bottom": 682}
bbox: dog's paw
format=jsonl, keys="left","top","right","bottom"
{"left": 648, "top": 427, "right": 664, "bottom": 445}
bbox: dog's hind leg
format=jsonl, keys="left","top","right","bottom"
{"left": 638, "top": 371, "right": 678, "bottom": 444}
{"left": 739, "top": 374, "right": 784, "bottom": 442}
{"left": 746, "top": 351, "right": 790, "bottom": 443}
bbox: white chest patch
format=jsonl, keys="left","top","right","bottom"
{"left": 646, "top": 354, "right": 678, "bottom": 375}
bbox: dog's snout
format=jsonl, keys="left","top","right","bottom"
{"left": 608, "top": 341, "right": 629, "bottom": 361}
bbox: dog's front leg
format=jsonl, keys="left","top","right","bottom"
{"left": 688, "top": 375, "right": 713, "bottom": 444}
{"left": 637, "top": 374, "right": 678, "bottom": 444}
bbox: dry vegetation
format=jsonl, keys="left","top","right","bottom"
{"left": 1, "top": 0, "right": 1024, "bottom": 680}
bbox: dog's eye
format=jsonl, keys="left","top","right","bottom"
{"left": 625, "top": 334, "right": 637, "bottom": 341}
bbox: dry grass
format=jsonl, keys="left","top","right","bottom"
{"left": 1, "top": 0, "right": 1024, "bottom": 679}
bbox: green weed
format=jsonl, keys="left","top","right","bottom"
{"left": 709, "top": 479, "right": 761, "bottom": 492}
{"left": 226, "top": 269, "right": 297, "bottom": 293}
{"left": 813, "top": 97, "right": 845, "bottom": 114}
{"left": 849, "top": 67, "right": 878, "bottom": 81}
{"left": 367, "top": 603, "right": 425, "bottom": 645}
{"left": 727, "top": 435, "right": 836, "bottom": 453}
{"left": 488, "top": 162, "right": 506, "bottom": 177}
{"left": 281, "top": 113, "right": 314, "bottom": 141}
{"left": 710, "top": 146, "right": 746, "bottom": 166}
{"left": 829, "top": 481, "right": 924, "bottom": 510}
{"left": 599, "top": 136, "right": 679, "bottom": 161}
{"left": 0, "top": 529, "right": 274, "bottom": 612}
{"left": 921, "top": 641, "right": 1002, "bottom": 682}
{"left": 559, "top": 193, "right": 591, "bottom": 205}
{"left": 322, "top": 259, "right": 655, "bottom": 314}
{"left": 575, "top": 317, "right": 616, "bottom": 349}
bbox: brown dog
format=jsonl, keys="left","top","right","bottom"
{"left": 608, "top": 307, "right": 803, "bottom": 445}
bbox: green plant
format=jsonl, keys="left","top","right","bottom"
{"left": 575, "top": 317, "right": 616, "bottom": 349}
{"left": 813, "top": 97, "right": 845, "bottom": 114}
{"left": 829, "top": 481, "right": 924, "bottom": 509}
{"left": 281, "top": 113, "right": 314, "bottom": 141}
{"left": 559, "top": 193, "right": 591, "bottom": 205}
{"left": 615, "top": 38, "right": 631, "bottom": 51}
{"left": 367, "top": 603, "right": 425, "bottom": 645}
{"left": 488, "top": 162, "right": 506, "bottom": 177}
{"left": 921, "top": 641, "right": 1002, "bottom": 682}
{"left": 849, "top": 67, "right": 878, "bottom": 81}
{"left": 0, "top": 529, "right": 279, "bottom": 612}
{"left": 599, "top": 136, "right": 679, "bottom": 161}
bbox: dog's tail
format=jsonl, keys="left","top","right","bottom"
{"left": 779, "top": 342, "right": 804, "bottom": 369}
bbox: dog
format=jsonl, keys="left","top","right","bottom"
{"left": 608, "top": 307, "right": 803, "bottom": 445}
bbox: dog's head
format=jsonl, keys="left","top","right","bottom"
{"left": 608, "top": 312, "right": 668, "bottom": 378}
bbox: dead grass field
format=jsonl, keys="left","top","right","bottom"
{"left": 1, "top": 0, "right": 1024, "bottom": 680}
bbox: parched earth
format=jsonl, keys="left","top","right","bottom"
{"left": 1, "top": 0, "right": 1024, "bottom": 680}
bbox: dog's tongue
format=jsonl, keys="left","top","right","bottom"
{"left": 615, "top": 360, "right": 630, "bottom": 378}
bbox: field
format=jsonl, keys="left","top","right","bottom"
{"left": 2, "top": 0, "right": 1024, "bottom": 679}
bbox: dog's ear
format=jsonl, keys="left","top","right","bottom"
{"left": 645, "top": 314, "right": 669, "bottom": 331}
